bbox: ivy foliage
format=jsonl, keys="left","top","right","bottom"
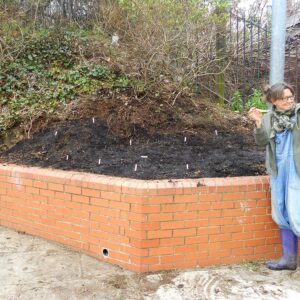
{"left": 0, "top": 29, "right": 128, "bottom": 133}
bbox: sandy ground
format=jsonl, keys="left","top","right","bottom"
{"left": 1, "top": 226, "right": 300, "bottom": 300}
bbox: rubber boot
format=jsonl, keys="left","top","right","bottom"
{"left": 266, "top": 228, "right": 298, "bottom": 271}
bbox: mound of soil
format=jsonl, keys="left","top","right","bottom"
{"left": 0, "top": 119, "right": 266, "bottom": 179}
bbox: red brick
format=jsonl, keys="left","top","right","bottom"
{"left": 209, "top": 218, "right": 233, "bottom": 226}
{"left": 255, "top": 215, "right": 273, "bottom": 223}
{"left": 161, "top": 255, "right": 185, "bottom": 264}
{"left": 174, "top": 260, "right": 201, "bottom": 270}
{"left": 234, "top": 200, "right": 257, "bottom": 209}
{"left": 119, "top": 246, "right": 149, "bottom": 257}
{"left": 174, "top": 194, "right": 198, "bottom": 203}
{"left": 147, "top": 230, "right": 172, "bottom": 239}
{"left": 148, "top": 213, "right": 173, "bottom": 222}
{"left": 174, "top": 211, "right": 198, "bottom": 220}
{"left": 66, "top": 201, "right": 82, "bottom": 210}
{"left": 162, "top": 204, "right": 186, "bottom": 212}
{"left": 33, "top": 181, "right": 47, "bottom": 189}
{"left": 209, "top": 233, "right": 231, "bottom": 242}
{"left": 160, "top": 238, "right": 185, "bottom": 246}
{"left": 201, "top": 211, "right": 223, "bottom": 221}
{"left": 65, "top": 185, "right": 82, "bottom": 195}
{"left": 99, "top": 223, "right": 120, "bottom": 235}
{"left": 48, "top": 183, "right": 64, "bottom": 192}
{"left": 185, "top": 219, "right": 209, "bottom": 228}
{"left": 130, "top": 239, "right": 160, "bottom": 248}
{"left": 32, "top": 194, "right": 48, "bottom": 203}
{"left": 209, "top": 248, "right": 231, "bottom": 258}
{"left": 173, "top": 228, "right": 196, "bottom": 237}
{"left": 55, "top": 192, "right": 71, "bottom": 201}
{"left": 121, "top": 195, "right": 149, "bottom": 204}
{"left": 121, "top": 211, "right": 147, "bottom": 222}
{"left": 130, "top": 222, "right": 160, "bottom": 231}
{"left": 100, "top": 207, "right": 120, "bottom": 218}
{"left": 245, "top": 207, "right": 267, "bottom": 216}
{"left": 197, "top": 227, "right": 220, "bottom": 235}
{"left": 109, "top": 217, "right": 129, "bottom": 228}
{"left": 48, "top": 198, "right": 66, "bottom": 207}
{"left": 109, "top": 251, "right": 130, "bottom": 262}
{"left": 257, "top": 199, "right": 271, "bottom": 207}
{"left": 223, "top": 193, "right": 245, "bottom": 201}
{"left": 245, "top": 191, "right": 268, "bottom": 199}
{"left": 72, "top": 194, "right": 89, "bottom": 204}
{"left": 0, "top": 165, "right": 283, "bottom": 273}
{"left": 90, "top": 198, "right": 109, "bottom": 207}
{"left": 221, "top": 240, "right": 243, "bottom": 249}
{"left": 175, "top": 245, "right": 199, "bottom": 254}
{"left": 244, "top": 223, "right": 266, "bottom": 231}
{"left": 254, "top": 230, "right": 276, "bottom": 238}
{"left": 245, "top": 239, "right": 266, "bottom": 247}
{"left": 131, "top": 256, "right": 159, "bottom": 265}
{"left": 82, "top": 188, "right": 101, "bottom": 197}
{"left": 220, "top": 225, "right": 243, "bottom": 233}
{"left": 185, "top": 236, "right": 209, "bottom": 244}
{"left": 148, "top": 264, "right": 174, "bottom": 272}
{"left": 149, "top": 195, "right": 174, "bottom": 204}
{"left": 232, "top": 216, "right": 255, "bottom": 224}
{"left": 21, "top": 179, "right": 33, "bottom": 186}
{"left": 198, "top": 194, "right": 222, "bottom": 202}
{"left": 222, "top": 209, "right": 243, "bottom": 217}
{"left": 232, "top": 247, "right": 254, "bottom": 255}
{"left": 187, "top": 203, "right": 210, "bottom": 211}
{"left": 126, "top": 229, "right": 147, "bottom": 239}
{"left": 232, "top": 232, "right": 254, "bottom": 240}
{"left": 149, "top": 247, "right": 174, "bottom": 256}
{"left": 101, "top": 191, "right": 121, "bottom": 201}
{"left": 266, "top": 236, "right": 280, "bottom": 244}
{"left": 131, "top": 204, "right": 160, "bottom": 214}
{"left": 110, "top": 200, "right": 130, "bottom": 211}
{"left": 211, "top": 202, "right": 234, "bottom": 209}
{"left": 90, "top": 230, "right": 111, "bottom": 240}
{"left": 161, "top": 221, "right": 185, "bottom": 230}
{"left": 25, "top": 186, "right": 40, "bottom": 195}
{"left": 255, "top": 245, "right": 275, "bottom": 254}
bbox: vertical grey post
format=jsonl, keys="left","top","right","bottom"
{"left": 270, "top": 0, "right": 287, "bottom": 85}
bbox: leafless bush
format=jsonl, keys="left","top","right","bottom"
{"left": 0, "top": 0, "right": 270, "bottom": 102}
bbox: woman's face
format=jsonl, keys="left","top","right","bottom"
{"left": 272, "top": 88, "right": 295, "bottom": 111}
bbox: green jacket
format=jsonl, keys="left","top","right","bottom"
{"left": 253, "top": 103, "right": 300, "bottom": 177}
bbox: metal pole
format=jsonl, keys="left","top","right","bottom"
{"left": 269, "top": 0, "right": 287, "bottom": 85}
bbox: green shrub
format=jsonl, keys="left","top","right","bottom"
{"left": 230, "top": 89, "right": 268, "bottom": 113}
{"left": 245, "top": 89, "right": 268, "bottom": 110}
{"left": 230, "top": 90, "right": 243, "bottom": 112}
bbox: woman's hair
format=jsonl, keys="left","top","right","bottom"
{"left": 263, "top": 82, "right": 295, "bottom": 103}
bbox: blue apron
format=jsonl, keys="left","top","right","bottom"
{"left": 270, "top": 123, "right": 300, "bottom": 236}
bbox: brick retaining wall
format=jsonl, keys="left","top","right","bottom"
{"left": 0, "top": 164, "right": 283, "bottom": 272}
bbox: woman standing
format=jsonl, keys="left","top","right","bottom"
{"left": 248, "top": 82, "right": 300, "bottom": 271}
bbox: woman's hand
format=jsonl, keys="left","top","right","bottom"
{"left": 248, "top": 107, "right": 263, "bottom": 128}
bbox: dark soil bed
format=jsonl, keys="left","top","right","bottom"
{"left": 0, "top": 119, "right": 266, "bottom": 180}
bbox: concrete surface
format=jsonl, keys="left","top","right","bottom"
{"left": 1, "top": 226, "right": 300, "bottom": 300}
